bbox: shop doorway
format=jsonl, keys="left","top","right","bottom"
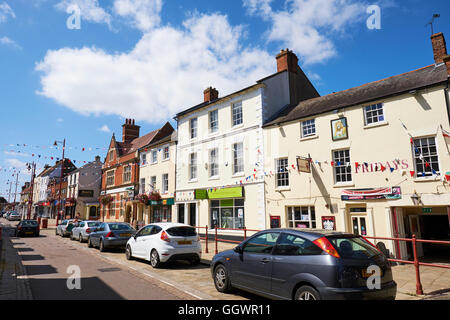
{"left": 348, "top": 207, "right": 368, "bottom": 236}
{"left": 189, "top": 203, "right": 197, "bottom": 227}
{"left": 178, "top": 204, "right": 185, "bottom": 224}
{"left": 420, "top": 215, "right": 450, "bottom": 260}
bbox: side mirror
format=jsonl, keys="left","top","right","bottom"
{"left": 234, "top": 246, "right": 243, "bottom": 254}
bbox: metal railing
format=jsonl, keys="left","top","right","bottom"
{"left": 195, "top": 226, "right": 450, "bottom": 296}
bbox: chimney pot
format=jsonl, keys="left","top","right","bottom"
{"left": 204, "top": 87, "right": 219, "bottom": 102}
{"left": 122, "top": 119, "right": 141, "bottom": 143}
{"left": 276, "top": 49, "right": 299, "bottom": 73}
{"left": 431, "top": 32, "right": 448, "bottom": 64}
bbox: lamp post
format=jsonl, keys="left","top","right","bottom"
{"left": 54, "top": 139, "right": 66, "bottom": 227}
{"left": 27, "top": 162, "right": 36, "bottom": 220}
{"left": 12, "top": 172, "right": 19, "bottom": 210}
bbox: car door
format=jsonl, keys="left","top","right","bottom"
{"left": 270, "top": 233, "right": 325, "bottom": 298}
{"left": 231, "top": 232, "right": 280, "bottom": 294}
{"left": 92, "top": 223, "right": 106, "bottom": 246}
{"left": 132, "top": 226, "right": 153, "bottom": 258}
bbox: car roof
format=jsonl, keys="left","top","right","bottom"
{"left": 150, "top": 222, "right": 193, "bottom": 230}
{"left": 262, "top": 228, "right": 355, "bottom": 239}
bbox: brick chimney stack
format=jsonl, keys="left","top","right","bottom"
{"left": 431, "top": 32, "right": 448, "bottom": 64}
{"left": 276, "top": 49, "right": 299, "bottom": 73}
{"left": 204, "top": 87, "right": 219, "bottom": 103}
{"left": 122, "top": 119, "right": 140, "bottom": 143}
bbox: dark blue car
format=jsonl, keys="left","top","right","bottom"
{"left": 88, "top": 222, "right": 136, "bottom": 252}
{"left": 211, "top": 229, "right": 397, "bottom": 300}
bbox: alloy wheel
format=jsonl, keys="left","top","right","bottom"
{"left": 298, "top": 292, "right": 316, "bottom": 301}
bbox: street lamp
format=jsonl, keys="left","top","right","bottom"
{"left": 27, "top": 162, "right": 36, "bottom": 220}
{"left": 54, "top": 139, "right": 66, "bottom": 227}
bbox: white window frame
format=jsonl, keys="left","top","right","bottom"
{"left": 151, "top": 150, "right": 158, "bottom": 164}
{"left": 364, "top": 103, "right": 385, "bottom": 126}
{"left": 209, "top": 148, "right": 219, "bottom": 178}
{"left": 333, "top": 149, "right": 352, "bottom": 184}
{"left": 123, "top": 165, "right": 132, "bottom": 183}
{"left": 190, "top": 118, "right": 198, "bottom": 139}
{"left": 232, "top": 101, "right": 243, "bottom": 127}
{"left": 162, "top": 174, "right": 169, "bottom": 194}
{"left": 412, "top": 136, "right": 440, "bottom": 178}
{"left": 141, "top": 153, "right": 147, "bottom": 165}
{"left": 233, "top": 143, "right": 244, "bottom": 175}
{"left": 140, "top": 178, "right": 146, "bottom": 194}
{"left": 287, "top": 206, "right": 317, "bottom": 229}
{"left": 209, "top": 109, "right": 219, "bottom": 133}
{"left": 189, "top": 153, "right": 197, "bottom": 181}
{"left": 301, "top": 119, "right": 316, "bottom": 138}
{"left": 162, "top": 146, "right": 170, "bottom": 161}
{"left": 106, "top": 170, "right": 115, "bottom": 187}
{"left": 276, "top": 158, "right": 289, "bottom": 188}
{"left": 150, "top": 176, "right": 157, "bottom": 190}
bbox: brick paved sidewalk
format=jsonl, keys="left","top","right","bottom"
{"left": 0, "top": 224, "right": 33, "bottom": 300}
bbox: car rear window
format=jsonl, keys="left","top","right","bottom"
{"left": 88, "top": 222, "right": 101, "bottom": 227}
{"left": 328, "top": 236, "right": 380, "bottom": 260}
{"left": 22, "top": 221, "right": 38, "bottom": 226}
{"left": 108, "top": 223, "right": 134, "bottom": 231}
{"left": 166, "top": 227, "right": 197, "bottom": 237}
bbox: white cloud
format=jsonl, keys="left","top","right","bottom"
{"left": 6, "top": 158, "right": 28, "bottom": 169}
{"left": 4, "top": 151, "right": 30, "bottom": 157}
{"left": 98, "top": 124, "right": 111, "bottom": 132}
{"left": 56, "top": 118, "right": 64, "bottom": 122}
{"left": 113, "top": 0, "right": 162, "bottom": 32}
{"left": 56, "top": 0, "right": 111, "bottom": 26}
{"left": 0, "top": 36, "right": 21, "bottom": 49}
{"left": 0, "top": 2, "right": 15, "bottom": 23}
{"left": 36, "top": 12, "right": 274, "bottom": 124}
{"left": 244, "top": 0, "right": 368, "bottom": 64}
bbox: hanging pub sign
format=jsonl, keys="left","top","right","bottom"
{"left": 331, "top": 117, "right": 348, "bottom": 141}
{"left": 322, "top": 216, "right": 336, "bottom": 231}
{"left": 297, "top": 157, "right": 311, "bottom": 173}
{"left": 341, "top": 187, "right": 402, "bottom": 201}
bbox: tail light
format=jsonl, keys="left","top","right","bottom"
{"left": 106, "top": 232, "right": 115, "bottom": 238}
{"left": 86, "top": 228, "right": 91, "bottom": 234}
{"left": 161, "top": 231, "right": 170, "bottom": 242}
{"left": 18, "top": 226, "right": 22, "bottom": 230}
{"left": 313, "top": 237, "right": 341, "bottom": 259}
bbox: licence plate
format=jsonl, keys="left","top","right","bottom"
{"left": 25, "top": 232, "right": 33, "bottom": 235}
{"left": 362, "top": 268, "right": 383, "bottom": 278}
{"left": 121, "top": 233, "right": 131, "bottom": 238}
{"left": 178, "top": 241, "right": 192, "bottom": 245}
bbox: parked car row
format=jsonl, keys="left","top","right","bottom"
{"left": 1, "top": 211, "right": 22, "bottom": 221}
{"left": 54, "top": 219, "right": 397, "bottom": 300}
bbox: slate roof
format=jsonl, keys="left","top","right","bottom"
{"left": 264, "top": 63, "right": 449, "bottom": 127}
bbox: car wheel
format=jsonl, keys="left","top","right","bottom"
{"left": 88, "top": 237, "right": 93, "bottom": 248}
{"left": 126, "top": 245, "right": 133, "bottom": 260}
{"left": 79, "top": 234, "right": 83, "bottom": 243}
{"left": 213, "top": 264, "right": 232, "bottom": 293}
{"left": 150, "top": 249, "right": 161, "bottom": 268}
{"left": 294, "top": 285, "right": 321, "bottom": 301}
{"left": 99, "top": 239, "right": 106, "bottom": 252}
{"left": 190, "top": 257, "right": 200, "bottom": 266}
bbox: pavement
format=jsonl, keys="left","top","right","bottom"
{"left": 2, "top": 218, "right": 449, "bottom": 300}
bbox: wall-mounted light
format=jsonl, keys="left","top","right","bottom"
{"left": 411, "top": 191, "right": 422, "bottom": 206}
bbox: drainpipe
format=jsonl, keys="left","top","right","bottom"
{"left": 445, "top": 80, "right": 450, "bottom": 127}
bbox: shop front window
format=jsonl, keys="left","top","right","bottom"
{"left": 287, "top": 206, "right": 316, "bottom": 229}
{"left": 210, "top": 199, "right": 244, "bottom": 229}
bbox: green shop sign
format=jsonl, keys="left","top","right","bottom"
{"left": 195, "top": 189, "right": 208, "bottom": 200}
{"left": 208, "top": 187, "right": 244, "bottom": 199}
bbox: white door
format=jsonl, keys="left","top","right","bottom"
{"left": 409, "top": 215, "right": 424, "bottom": 257}
{"left": 132, "top": 226, "right": 153, "bottom": 258}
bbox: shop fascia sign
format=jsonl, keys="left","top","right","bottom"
{"left": 355, "top": 160, "right": 409, "bottom": 173}
{"left": 341, "top": 187, "right": 402, "bottom": 201}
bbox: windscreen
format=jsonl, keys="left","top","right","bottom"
{"left": 166, "top": 227, "right": 197, "bottom": 237}
{"left": 327, "top": 236, "right": 380, "bottom": 260}
{"left": 22, "top": 221, "right": 38, "bottom": 226}
{"left": 88, "top": 222, "right": 101, "bottom": 227}
{"left": 109, "top": 223, "right": 134, "bottom": 231}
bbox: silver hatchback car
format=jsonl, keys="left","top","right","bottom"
{"left": 71, "top": 220, "right": 102, "bottom": 242}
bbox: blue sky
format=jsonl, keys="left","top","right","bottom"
{"left": 0, "top": 0, "right": 449, "bottom": 198}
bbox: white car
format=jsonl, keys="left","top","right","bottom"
{"left": 125, "top": 223, "right": 202, "bottom": 268}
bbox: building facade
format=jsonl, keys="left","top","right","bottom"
{"left": 137, "top": 123, "right": 176, "bottom": 226}
{"left": 67, "top": 156, "right": 103, "bottom": 220}
{"left": 263, "top": 33, "right": 450, "bottom": 260}
{"left": 174, "top": 49, "right": 319, "bottom": 233}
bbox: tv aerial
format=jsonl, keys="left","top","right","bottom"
{"left": 425, "top": 14, "right": 440, "bottom": 35}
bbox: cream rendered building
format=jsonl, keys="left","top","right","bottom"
{"left": 263, "top": 33, "right": 450, "bottom": 260}
{"left": 175, "top": 50, "right": 319, "bottom": 233}
{"left": 137, "top": 127, "right": 177, "bottom": 226}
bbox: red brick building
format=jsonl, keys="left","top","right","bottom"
{"left": 100, "top": 119, "right": 174, "bottom": 227}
